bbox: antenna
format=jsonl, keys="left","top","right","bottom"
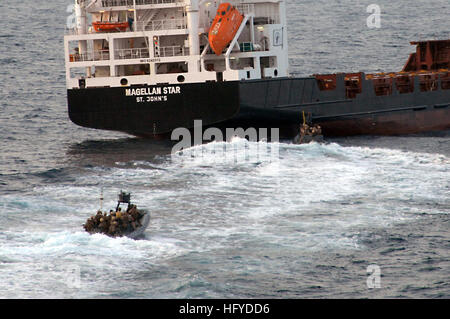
{"left": 100, "top": 187, "right": 104, "bottom": 211}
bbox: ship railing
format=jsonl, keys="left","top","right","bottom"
{"left": 100, "top": 0, "right": 183, "bottom": 7}
{"left": 236, "top": 3, "right": 255, "bottom": 15}
{"left": 242, "top": 3, "right": 280, "bottom": 25}
{"left": 115, "top": 47, "right": 150, "bottom": 59}
{"left": 156, "top": 45, "right": 189, "bottom": 57}
{"left": 70, "top": 50, "right": 111, "bottom": 62}
{"left": 134, "top": 18, "right": 187, "bottom": 31}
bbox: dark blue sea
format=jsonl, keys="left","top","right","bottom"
{"left": 0, "top": 0, "right": 448, "bottom": 298}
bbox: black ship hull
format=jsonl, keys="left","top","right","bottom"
{"left": 68, "top": 76, "right": 450, "bottom": 138}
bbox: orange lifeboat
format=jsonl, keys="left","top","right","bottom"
{"left": 92, "top": 21, "right": 129, "bottom": 33}
{"left": 208, "top": 3, "right": 244, "bottom": 56}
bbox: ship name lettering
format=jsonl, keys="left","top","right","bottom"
{"left": 125, "top": 86, "right": 181, "bottom": 97}
{"left": 127, "top": 86, "right": 182, "bottom": 103}
{"left": 126, "top": 87, "right": 161, "bottom": 96}
{"left": 163, "top": 86, "right": 181, "bottom": 95}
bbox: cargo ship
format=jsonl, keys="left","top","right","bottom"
{"left": 64, "top": 0, "right": 450, "bottom": 138}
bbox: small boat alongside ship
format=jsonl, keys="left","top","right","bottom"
{"left": 64, "top": 1, "right": 449, "bottom": 138}
{"left": 293, "top": 113, "right": 323, "bottom": 144}
{"left": 83, "top": 191, "right": 150, "bottom": 239}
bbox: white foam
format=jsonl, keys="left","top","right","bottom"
{"left": 0, "top": 230, "right": 186, "bottom": 263}
{"left": 1, "top": 141, "right": 448, "bottom": 259}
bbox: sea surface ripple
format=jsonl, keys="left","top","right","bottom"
{"left": 0, "top": 0, "right": 448, "bottom": 298}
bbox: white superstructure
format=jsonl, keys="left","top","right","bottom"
{"left": 64, "top": 0, "right": 289, "bottom": 89}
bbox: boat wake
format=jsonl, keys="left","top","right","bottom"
{"left": 0, "top": 138, "right": 448, "bottom": 298}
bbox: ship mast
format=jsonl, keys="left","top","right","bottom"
{"left": 185, "top": 0, "right": 200, "bottom": 57}
{"left": 74, "top": 0, "right": 87, "bottom": 35}
{"left": 132, "top": 0, "right": 137, "bottom": 30}
{"left": 74, "top": 0, "right": 91, "bottom": 77}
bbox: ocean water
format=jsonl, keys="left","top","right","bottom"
{"left": 0, "top": 0, "right": 449, "bottom": 298}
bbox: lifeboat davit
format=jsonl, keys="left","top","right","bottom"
{"left": 208, "top": 3, "right": 244, "bottom": 56}
{"left": 92, "top": 21, "right": 129, "bottom": 32}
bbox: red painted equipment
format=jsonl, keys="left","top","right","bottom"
{"left": 208, "top": 3, "right": 244, "bottom": 56}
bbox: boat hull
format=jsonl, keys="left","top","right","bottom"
{"left": 315, "top": 107, "right": 450, "bottom": 136}
{"left": 67, "top": 77, "right": 450, "bottom": 138}
{"left": 68, "top": 81, "right": 241, "bottom": 137}
{"left": 126, "top": 212, "right": 150, "bottom": 239}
